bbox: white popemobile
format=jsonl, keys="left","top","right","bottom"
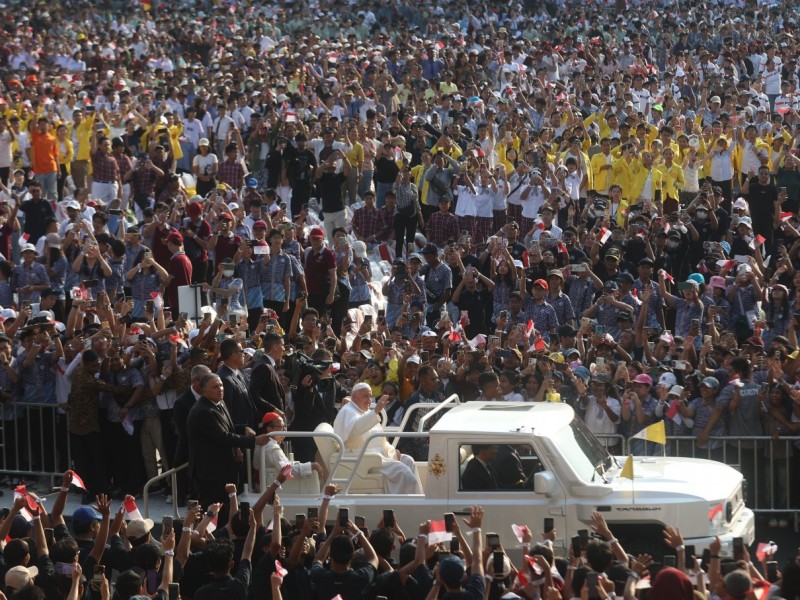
{"left": 248, "top": 398, "right": 754, "bottom": 558}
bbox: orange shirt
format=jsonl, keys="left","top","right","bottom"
{"left": 30, "top": 130, "right": 58, "bottom": 174}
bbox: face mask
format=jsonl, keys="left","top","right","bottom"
{"left": 667, "top": 241, "right": 680, "bottom": 250}
{"left": 223, "top": 270, "right": 234, "bottom": 277}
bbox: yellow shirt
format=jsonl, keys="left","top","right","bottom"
{"left": 657, "top": 163, "right": 685, "bottom": 199}
{"left": 590, "top": 151, "right": 614, "bottom": 193}
{"left": 411, "top": 163, "right": 433, "bottom": 206}
{"left": 345, "top": 141, "right": 364, "bottom": 168}
{"left": 67, "top": 114, "right": 100, "bottom": 161}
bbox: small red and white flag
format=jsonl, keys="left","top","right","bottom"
{"left": 662, "top": 270, "right": 674, "bottom": 283}
{"left": 534, "top": 218, "right": 545, "bottom": 231}
{"left": 14, "top": 485, "right": 38, "bottom": 512}
{"left": 512, "top": 524, "right": 528, "bottom": 544}
{"left": 448, "top": 328, "right": 461, "bottom": 342}
{"left": 780, "top": 212, "right": 794, "bottom": 221}
{"left": 665, "top": 400, "right": 682, "bottom": 425}
{"left": 206, "top": 514, "right": 219, "bottom": 533}
{"left": 275, "top": 560, "right": 289, "bottom": 582}
{"left": 525, "top": 320, "right": 535, "bottom": 338}
{"left": 755, "top": 541, "right": 778, "bottom": 562}
{"left": 598, "top": 228, "right": 612, "bottom": 245}
{"left": 533, "top": 337, "right": 547, "bottom": 352}
{"left": 557, "top": 242, "right": 567, "bottom": 254}
{"left": 149, "top": 291, "right": 163, "bottom": 309}
{"left": 70, "top": 471, "right": 87, "bottom": 491}
{"left": 280, "top": 463, "right": 294, "bottom": 480}
{"left": 17, "top": 232, "right": 30, "bottom": 249}
{"left": 123, "top": 496, "right": 143, "bottom": 521}
{"left": 427, "top": 520, "right": 453, "bottom": 545}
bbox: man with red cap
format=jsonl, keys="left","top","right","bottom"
{"left": 303, "top": 226, "right": 338, "bottom": 316}
{"left": 256, "top": 411, "right": 323, "bottom": 482}
{"left": 181, "top": 200, "right": 212, "bottom": 284}
{"left": 166, "top": 232, "right": 192, "bottom": 312}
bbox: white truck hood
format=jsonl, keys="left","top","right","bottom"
{"left": 607, "top": 456, "right": 742, "bottom": 501}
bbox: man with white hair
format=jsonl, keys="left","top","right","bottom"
{"left": 333, "top": 382, "right": 423, "bottom": 494}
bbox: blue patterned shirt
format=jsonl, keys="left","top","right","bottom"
{"left": 546, "top": 291, "right": 575, "bottom": 326}
{"left": 261, "top": 252, "right": 293, "bottom": 302}
{"left": 633, "top": 279, "right": 662, "bottom": 328}
{"left": 349, "top": 258, "right": 372, "bottom": 304}
{"left": 12, "top": 262, "right": 50, "bottom": 304}
{"left": 566, "top": 275, "right": 595, "bottom": 317}
{"left": 235, "top": 259, "right": 264, "bottom": 308}
{"left": 131, "top": 270, "right": 162, "bottom": 302}
{"left": 523, "top": 298, "right": 559, "bottom": 339}
{"left": 423, "top": 262, "right": 453, "bottom": 299}
{"left": 671, "top": 297, "right": 704, "bottom": 338}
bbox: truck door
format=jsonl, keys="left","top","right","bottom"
{"left": 446, "top": 438, "right": 567, "bottom": 552}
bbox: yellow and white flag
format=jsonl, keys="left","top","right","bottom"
{"left": 631, "top": 421, "right": 666, "bottom": 445}
{"left": 620, "top": 455, "right": 634, "bottom": 480}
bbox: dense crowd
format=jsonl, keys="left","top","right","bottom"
{"left": 1, "top": 0, "right": 800, "bottom": 596}
{"left": 0, "top": 479, "right": 798, "bottom": 600}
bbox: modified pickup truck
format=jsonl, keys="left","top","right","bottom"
{"left": 251, "top": 399, "right": 754, "bottom": 558}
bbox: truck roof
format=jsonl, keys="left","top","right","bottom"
{"left": 430, "top": 401, "right": 575, "bottom": 436}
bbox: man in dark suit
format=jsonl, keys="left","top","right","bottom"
{"left": 218, "top": 338, "right": 268, "bottom": 429}
{"left": 461, "top": 444, "right": 499, "bottom": 491}
{"left": 493, "top": 445, "right": 537, "bottom": 489}
{"left": 172, "top": 364, "right": 212, "bottom": 504}
{"left": 247, "top": 332, "right": 286, "bottom": 416}
{"left": 186, "top": 373, "right": 269, "bottom": 523}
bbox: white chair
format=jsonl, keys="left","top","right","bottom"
{"left": 313, "top": 423, "right": 384, "bottom": 493}
{"left": 258, "top": 446, "right": 321, "bottom": 495}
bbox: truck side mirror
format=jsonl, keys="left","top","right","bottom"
{"left": 534, "top": 471, "right": 557, "bottom": 496}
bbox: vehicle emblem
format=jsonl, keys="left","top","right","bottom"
{"left": 429, "top": 453, "right": 446, "bottom": 479}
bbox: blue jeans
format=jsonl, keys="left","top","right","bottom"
{"left": 376, "top": 181, "right": 393, "bottom": 209}
{"left": 35, "top": 171, "right": 58, "bottom": 200}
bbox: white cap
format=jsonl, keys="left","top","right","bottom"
{"left": 668, "top": 385, "right": 684, "bottom": 396}
{"left": 406, "top": 355, "right": 421, "bottom": 364}
{"left": 352, "top": 240, "right": 367, "bottom": 258}
{"left": 21, "top": 243, "right": 37, "bottom": 254}
{"left": 198, "top": 138, "right": 210, "bottom": 147}
{"left": 733, "top": 198, "right": 748, "bottom": 210}
{"left": 351, "top": 382, "right": 372, "bottom": 394}
{"left": 658, "top": 372, "right": 677, "bottom": 388}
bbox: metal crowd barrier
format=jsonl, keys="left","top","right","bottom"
{"left": 0, "top": 403, "right": 71, "bottom": 485}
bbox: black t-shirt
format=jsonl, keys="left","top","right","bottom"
{"left": 310, "top": 563, "right": 376, "bottom": 600}
{"left": 194, "top": 560, "right": 252, "bottom": 600}
{"left": 746, "top": 180, "right": 778, "bottom": 231}
{"left": 317, "top": 172, "right": 347, "bottom": 213}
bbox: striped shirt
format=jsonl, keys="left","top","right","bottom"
{"left": 261, "top": 252, "right": 292, "bottom": 302}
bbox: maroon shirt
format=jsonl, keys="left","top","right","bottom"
{"left": 303, "top": 246, "right": 336, "bottom": 295}
{"left": 167, "top": 251, "right": 192, "bottom": 311}
{"left": 214, "top": 233, "right": 241, "bottom": 266}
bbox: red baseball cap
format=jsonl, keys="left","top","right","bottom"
{"left": 167, "top": 232, "right": 184, "bottom": 245}
{"left": 217, "top": 212, "right": 233, "bottom": 221}
{"left": 186, "top": 202, "right": 203, "bottom": 217}
{"left": 253, "top": 220, "right": 268, "bottom": 229}
{"left": 309, "top": 227, "right": 325, "bottom": 239}
{"left": 533, "top": 279, "right": 549, "bottom": 290}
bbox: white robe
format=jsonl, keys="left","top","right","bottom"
{"left": 333, "top": 401, "right": 422, "bottom": 494}
{"left": 254, "top": 439, "right": 313, "bottom": 478}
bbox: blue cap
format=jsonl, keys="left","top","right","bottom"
{"left": 439, "top": 555, "right": 466, "bottom": 586}
{"left": 72, "top": 506, "right": 103, "bottom": 527}
{"left": 720, "top": 241, "right": 731, "bottom": 256}
{"left": 245, "top": 177, "right": 258, "bottom": 188}
{"left": 701, "top": 376, "right": 720, "bottom": 389}
{"left": 688, "top": 273, "right": 705, "bottom": 286}
{"left": 573, "top": 366, "right": 591, "bottom": 381}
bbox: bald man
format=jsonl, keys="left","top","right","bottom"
{"left": 333, "top": 383, "right": 422, "bottom": 494}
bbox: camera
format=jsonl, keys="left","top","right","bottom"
{"left": 285, "top": 351, "right": 329, "bottom": 389}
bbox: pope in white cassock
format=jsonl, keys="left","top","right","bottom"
{"left": 333, "top": 382, "right": 423, "bottom": 494}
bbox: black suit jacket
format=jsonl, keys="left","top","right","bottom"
{"left": 173, "top": 388, "right": 198, "bottom": 467}
{"left": 218, "top": 364, "right": 264, "bottom": 429}
{"left": 248, "top": 359, "right": 286, "bottom": 415}
{"left": 186, "top": 396, "right": 255, "bottom": 484}
{"left": 461, "top": 457, "right": 498, "bottom": 491}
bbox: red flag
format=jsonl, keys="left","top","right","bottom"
{"left": 780, "top": 212, "right": 794, "bottom": 221}
{"left": 14, "top": 485, "right": 38, "bottom": 512}
{"left": 525, "top": 320, "right": 535, "bottom": 338}
{"left": 662, "top": 270, "right": 674, "bottom": 283}
{"left": 598, "top": 228, "right": 612, "bottom": 244}
{"left": 275, "top": 560, "right": 289, "bottom": 582}
{"left": 448, "top": 328, "right": 461, "bottom": 342}
{"left": 631, "top": 287, "right": 638, "bottom": 298}
{"left": 708, "top": 502, "right": 723, "bottom": 521}
{"left": 665, "top": 400, "right": 680, "bottom": 420}
{"left": 522, "top": 250, "right": 530, "bottom": 268}
{"left": 428, "top": 520, "right": 453, "bottom": 544}
{"left": 70, "top": 471, "right": 87, "bottom": 491}
{"left": 557, "top": 242, "right": 567, "bottom": 254}
{"left": 755, "top": 234, "right": 766, "bottom": 246}
{"left": 17, "top": 232, "right": 30, "bottom": 249}
{"left": 123, "top": 496, "right": 143, "bottom": 521}
{"left": 435, "top": 41, "right": 445, "bottom": 49}
{"left": 534, "top": 337, "right": 546, "bottom": 351}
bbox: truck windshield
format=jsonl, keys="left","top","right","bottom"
{"left": 552, "top": 417, "right": 615, "bottom": 482}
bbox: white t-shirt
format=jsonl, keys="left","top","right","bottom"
{"left": 583, "top": 395, "right": 621, "bottom": 444}
{"left": 0, "top": 131, "right": 13, "bottom": 168}
{"left": 193, "top": 153, "right": 219, "bottom": 177}
{"left": 454, "top": 185, "right": 477, "bottom": 217}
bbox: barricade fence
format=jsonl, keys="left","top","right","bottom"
{"left": 1, "top": 403, "right": 71, "bottom": 484}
